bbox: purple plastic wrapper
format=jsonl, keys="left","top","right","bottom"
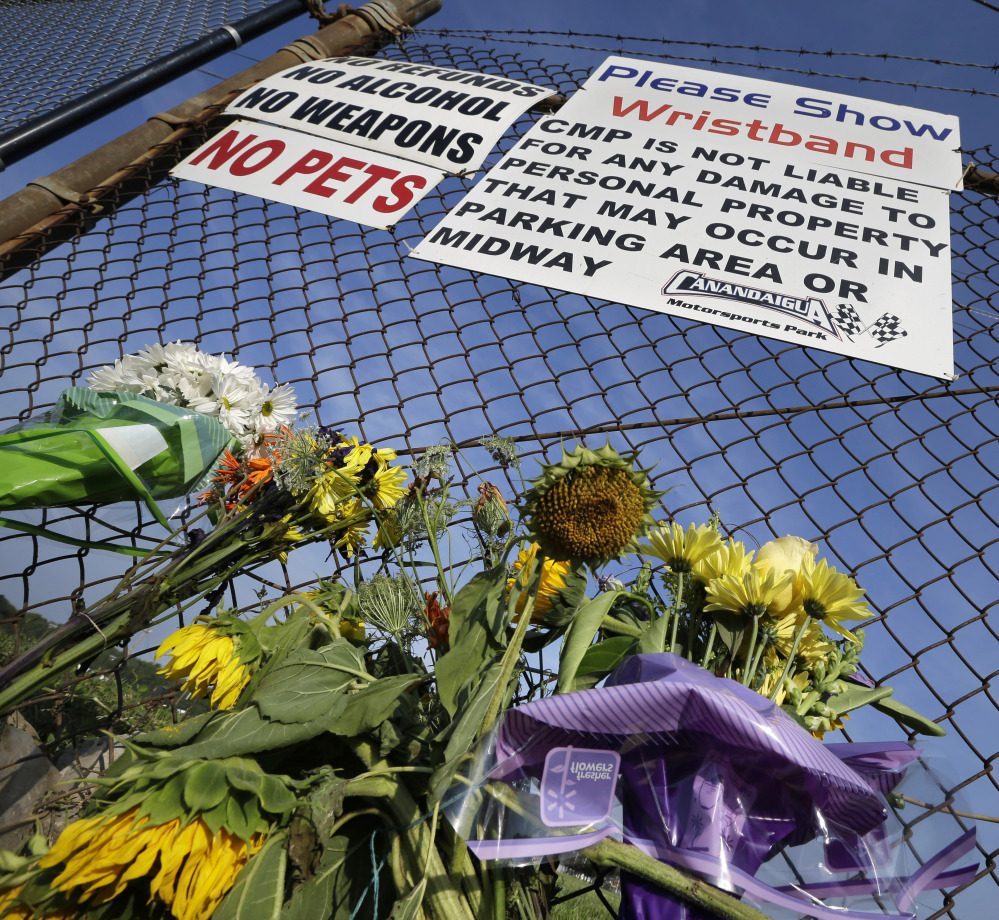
{"left": 450, "top": 653, "right": 977, "bottom": 920}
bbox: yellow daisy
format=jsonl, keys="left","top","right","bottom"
{"left": 156, "top": 624, "right": 251, "bottom": 710}
{"left": 642, "top": 522, "right": 723, "bottom": 574}
{"left": 798, "top": 554, "right": 869, "bottom": 640}
{"left": 703, "top": 565, "right": 792, "bottom": 619}
{"left": 324, "top": 498, "right": 371, "bottom": 557}
{"left": 691, "top": 538, "right": 752, "bottom": 584}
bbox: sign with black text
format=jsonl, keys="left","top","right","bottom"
{"left": 411, "top": 57, "right": 962, "bottom": 379}
{"left": 225, "top": 56, "right": 558, "bottom": 173}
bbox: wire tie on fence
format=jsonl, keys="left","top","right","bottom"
{"left": 149, "top": 111, "right": 195, "bottom": 129}
{"left": 25, "top": 177, "right": 102, "bottom": 213}
{"left": 284, "top": 37, "right": 330, "bottom": 62}
{"left": 355, "top": 0, "right": 409, "bottom": 36}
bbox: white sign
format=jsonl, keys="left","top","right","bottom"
{"left": 411, "top": 57, "right": 962, "bottom": 379}
{"left": 225, "top": 56, "right": 558, "bottom": 173}
{"left": 172, "top": 120, "right": 444, "bottom": 229}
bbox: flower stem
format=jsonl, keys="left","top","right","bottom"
{"left": 769, "top": 615, "right": 812, "bottom": 701}
{"left": 417, "top": 490, "right": 453, "bottom": 607}
{"left": 700, "top": 622, "right": 718, "bottom": 668}
{"left": 668, "top": 572, "right": 684, "bottom": 654}
{"left": 741, "top": 616, "right": 760, "bottom": 686}
{"left": 580, "top": 837, "right": 774, "bottom": 920}
{"left": 599, "top": 616, "right": 644, "bottom": 639}
{"left": 480, "top": 553, "right": 542, "bottom": 737}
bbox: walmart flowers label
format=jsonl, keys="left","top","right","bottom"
{"left": 540, "top": 747, "right": 620, "bottom": 828}
{"left": 411, "top": 56, "right": 961, "bottom": 379}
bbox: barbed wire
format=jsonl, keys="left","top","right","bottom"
{"left": 415, "top": 31, "right": 999, "bottom": 98}
{"left": 425, "top": 28, "right": 999, "bottom": 72}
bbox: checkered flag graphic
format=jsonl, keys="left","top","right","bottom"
{"left": 834, "top": 303, "right": 866, "bottom": 339}
{"left": 869, "top": 313, "right": 908, "bottom": 347}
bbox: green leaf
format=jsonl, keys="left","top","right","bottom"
{"left": 710, "top": 610, "right": 746, "bottom": 659}
{"left": 254, "top": 644, "right": 369, "bottom": 725}
{"left": 201, "top": 798, "right": 231, "bottom": 836}
{"left": 636, "top": 611, "right": 670, "bottom": 656}
{"left": 257, "top": 774, "right": 299, "bottom": 816}
{"left": 448, "top": 562, "right": 509, "bottom": 647}
{"left": 429, "top": 663, "right": 504, "bottom": 805}
{"left": 226, "top": 764, "right": 267, "bottom": 798}
{"left": 434, "top": 623, "right": 492, "bottom": 717}
{"left": 281, "top": 835, "right": 355, "bottom": 920}
{"left": 573, "top": 636, "right": 637, "bottom": 691}
{"left": 107, "top": 712, "right": 213, "bottom": 769}
{"left": 325, "top": 674, "right": 420, "bottom": 737}
{"left": 872, "top": 695, "right": 947, "bottom": 736}
{"left": 555, "top": 591, "right": 619, "bottom": 695}
{"left": 226, "top": 794, "right": 255, "bottom": 841}
{"left": 388, "top": 877, "right": 428, "bottom": 920}
{"left": 183, "top": 760, "right": 231, "bottom": 813}
{"left": 140, "top": 771, "right": 187, "bottom": 827}
{"left": 216, "top": 830, "right": 289, "bottom": 920}
{"left": 169, "top": 707, "right": 331, "bottom": 761}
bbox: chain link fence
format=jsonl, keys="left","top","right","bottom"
{"left": 1, "top": 17, "right": 998, "bottom": 919}
{"left": 0, "top": 0, "right": 301, "bottom": 135}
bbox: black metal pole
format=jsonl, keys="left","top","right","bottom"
{"left": 0, "top": 0, "right": 309, "bottom": 168}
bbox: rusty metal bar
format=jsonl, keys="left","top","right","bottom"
{"left": 0, "top": 0, "right": 443, "bottom": 254}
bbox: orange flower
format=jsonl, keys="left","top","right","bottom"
{"left": 424, "top": 591, "right": 450, "bottom": 653}
{"left": 200, "top": 449, "right": 274, "bottom": 510}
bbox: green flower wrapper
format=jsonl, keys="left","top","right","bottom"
{"left": 0, "top": 388, "right": 235, "bottom": 536}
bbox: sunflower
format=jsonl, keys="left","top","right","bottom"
{"left": 642, "top": 522, "right": 723, "bottom": 574}
{"left": 38, "top": 808, "right": 262, "bottom": 920}
{"left": 507, "top": 543, "right": 572, "bottom": 621}
{"left": 156, "top": 623, "right": 252, "bottom": 710}
{"left": 520, "top": 442, "right": 664, "bottom": 571}
{"left": 797, "top": 554, "right": 869, "bottom": 640}
{"left": 0, "top": 885, "right": 69, "bottom": 920}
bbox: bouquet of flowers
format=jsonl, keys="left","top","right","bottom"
{"left": 0, "top": 342, "right": 297, "bottom": 540}
{"left": 0, "top": 440, "right": 978, "bottom": 920}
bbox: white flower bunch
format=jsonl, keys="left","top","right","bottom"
{"left": 86, "top": 341, "right": 297, "bottom": 442}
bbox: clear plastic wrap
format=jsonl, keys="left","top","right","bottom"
{"left": 445, "top": 653, "right": 977, "bottom": 920}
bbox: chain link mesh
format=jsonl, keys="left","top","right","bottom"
{"left": 1, "top": 28, "right": 998, "bottom": 920}
{"left": 0, "top": 0, "right": 295, "bottom": 134}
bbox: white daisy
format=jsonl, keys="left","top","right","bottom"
{"left": 251, "top": 383, "right": 297, "bottom": 434}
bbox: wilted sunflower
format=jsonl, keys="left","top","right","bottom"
{"left": 0, "top": 884, "right": 75, "bottom": 920}
{"left": 520, "top": 442, "right": 664, "bottom": 571}
{"left": 156, "top": 622, "right": 253, "bottom": 710}
{"left": 38, "top": 807, "right": 262, "bottom": 920}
